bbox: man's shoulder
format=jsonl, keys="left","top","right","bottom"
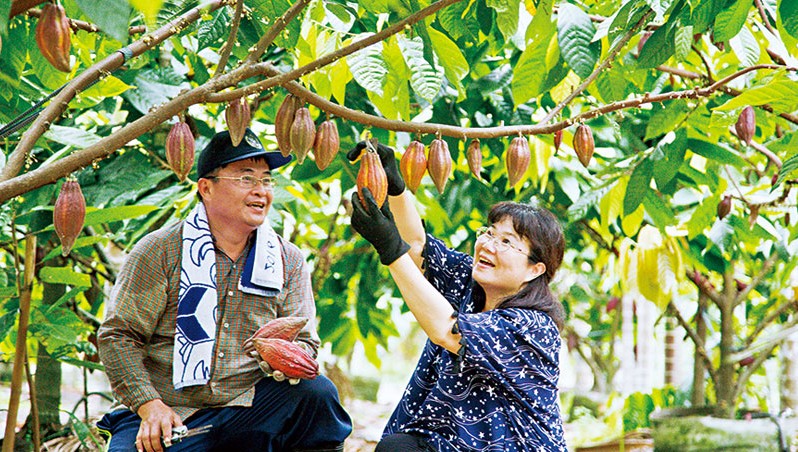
{"left": 131, "top": 220, "right": 183, "bottom": 254}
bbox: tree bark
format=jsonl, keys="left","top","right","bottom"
{"left": 691, "top": 294, "right": 708, "bottom": 406}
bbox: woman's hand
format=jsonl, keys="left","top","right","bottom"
{"left": 347, "top": 141, "right": 405, "bottom": 196}
{"left": 351, "top": 188, "right": 410, "bottom": 265}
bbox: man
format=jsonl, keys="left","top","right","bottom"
{"left": 97, "top": 128, "right": 352, "bottom": 452}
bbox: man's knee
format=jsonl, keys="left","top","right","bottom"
{"left": 290, "top": 375, "right": 343, "bottom": 405}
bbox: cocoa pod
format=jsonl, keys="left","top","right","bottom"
{"left": 243, "top": 316, "right": 309, "bottom": 350}
{"left": 289, "top": 107, "right": 316, "bottom": 164}
{"left": 225, "top": 97, "right": 251, "bottom": 147}
{"left": 427, "top": 138, "right": 452, "bottom": 193}
{"left": 399, "top": 140, "right": 427, "bottom": 193}
{"left": 36, "top": 3, "right": 72, "bottom": 73}
{"left": 573, "top": 124, "right": 594, "bottom": 168}
{"left": 165, "top": 121, "right": 195, "bottom": 182}
{"left": 253, "top": 338, "right": 319, "bottom": 379}
{"left": 313, "top": 119, "right": 340, "bottom": 171}
{"left": 735, "top": 105, "right": 755, "bottom": 146}
{"left": 53, "top": 179, "right": 85, "bottom": 256}
{"left": 466, "top": 139, "right": 482, "bottom": 180}
{"left": 506, "top": 136, "right": 531, "bottom": 187}
{"left": 275, "top": 95, "right": 302, "bottom": 157}
{"left": 357, "top": 146, "right": 388, "bottom": 207}
{"left": 717, "top": 195, "right": 732, "bottom": 220}
{"left": 553, "top": 130, "right": 563, "bottom": 152}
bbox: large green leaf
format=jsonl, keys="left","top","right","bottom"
{"left": 642, "top": 190, "right": 676, "bottom": 228}
{"left": 674, "top": 25, "right": 693, "bottom": 61}
{"left": 715, "top": 77, "right": 798, "bottom": 112}
{"left": 43, "top": 125, "right": 102, "bottom": 148}
{"left": 428, "top": 28, "right": 468, "bottom": 100}
{"left": 624, "top": 157, "right": 653, "bottom": 215}
{"left": 644, "top": 99, "right": 690, "bottom": 140}
{"left": 772, "top": 133, "right": 798, "bottom": 188}
{"left": 557, "top": 3, "right": 600, "bottom": 79}
{"left": 437, "top": 1, "right": 479, "bottom": 42}
{"left": 84, "top": 205, "right": 160, "bottom": 227}
{"left": 76, "top": 0, "right": 132, "bottom": 43}
{"left": 688, "top": 138, "right": 748, "bottom": 167}
{"left": 0, "top": 0, "right": 10, "bottom": 34}
{"left": 122, "top": 68, "right": 189, "bottom": 114}
{"left": 712, "top": 0, "right": 751, "bottom": 42}
{"left": 39, "top": 267, "right": 91, "bottom": 287}
{"left": 779, "top": 0, "right": 798, "bottom": 39}
{"left": 487, "top": 0, "right": 519, "bottom": 40}
{"left": 398, "top": 35, "right": 442, "bottom": 103}
{"left": 652, "top": 129, "right": 687, "bottom": 188}
{"left": 250, "top": 0, "right": 300, "bottom": 49}
{"left": 637, "top": 20, "right": 675, "bottom": 68}
{"left": 0, "top": 18, "right": 27, "bottom": 92}
{"left": 512, "top": 0, "right": 555, "bottom": 104}
{"left": 728, "top": 25, "right": 760, "bottom": 66}
{"left": 197, "top": 7, "right": 229, "bottom": 51}
{"left": 347, "top": 36, "right": 387, "bottom": 96}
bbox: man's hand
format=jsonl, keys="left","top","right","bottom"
{"left": 248, "top": 350, "right": 300, "bottom": 385}
{"left": 347, "top": 140, "right": 405, "bottom": 196}
{"left": 136, "top": 399, "right": 182, "bottom": 452}
{"left": 351, "top": 187, "right": 410, "bottom": 265}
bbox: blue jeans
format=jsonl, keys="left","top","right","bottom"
{"left": 97, "top": 376, "right": 351, "bottom": 451}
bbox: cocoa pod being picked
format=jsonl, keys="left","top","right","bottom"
{"left": 357, "top": 143, "right": 388, "bottom": 207}
{"left": 166, "top": 121, "right": 195, "bottom": 182}
{"left": 735, "top": 105, "right": 755, "bottom": 146}
{"left": 253, "top": 337, "right": 319, "bottom": 379}
{"left": 399, "top": 140, "right": 427, "bottom": 193}
{"left": 466, "top": 139, "right": 482, "bottom": 180}
{"left": 275, "top": 94, "right": 302, "bottom": 157}
{"left": 225, "top": 97, "right": 251, "bottom": 147}
{"left": 506, "top": 136, "right": 531, "bottom": 187}
{"left": 427, "top": 138, "right": 452, "bottom": 193}
{"left": 573, "top": 124, "right": 594, "bottom": 168}
{"left": 243, "top": 316, "right": 309, "bottom": 350}
{"left": 36, "top": 3, "right": 72, "bottom": 73}
{"left": 53, "top": 179, "right": 86, "bottom": 256}
{"left": 313, "top": 120, "right": 340, "bottom": 171}
{"left": 289, "top": 107, "right": 316, "bottom": 164}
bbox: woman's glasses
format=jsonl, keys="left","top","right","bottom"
{"left": 475, "top": 226, "right": 532, "bottom": 258}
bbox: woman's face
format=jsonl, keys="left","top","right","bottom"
{"left": 472, "top": 217, "right": 543, "bottom": 300}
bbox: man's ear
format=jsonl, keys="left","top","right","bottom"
{"left": 197, "top": 178, "right": 212, "bottom": 199}
{"left": 524, "top": 262, "right": 547, "bottom": 284}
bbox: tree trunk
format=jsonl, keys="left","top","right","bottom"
{"left": 781, "top": 334, "right": 798, "bottom": 413}
{"left": 716, "top": 274, "right": 736, "bottom": 417}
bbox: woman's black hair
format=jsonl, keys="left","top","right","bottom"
{"left": 474, "top": 202, "right": 565, "bottom": 329}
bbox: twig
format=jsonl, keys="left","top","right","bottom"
{"left": 212, "top": 0, "right": 245, "bottom": 79}
{"left": 745, "top": 300, "right": 798, "bottom": 348}
{"left": 245, "top": 0, "right": 312, "bottom": 64}
{"left": 754, "top": 0, "right": 777, "bottom": 35}
{"left": 667, "top": 302, "right": 718, "bottom": 385}
{"left": 724, "top": 165, "right": 748, "bottom": 203}
{"left": 734, "top": 252, "right": 779, "bottom": 308}
{"left": 693, "top": 45, "right": 715, "bottom": 82}
{"left": 687, "top": 269, "right": 723, "bottom": 306}
{"left": 541, "top": 9, "right": 654, "bottom": 124}
{"left": 26, "top": 8, "right": 146, "bottom": 35}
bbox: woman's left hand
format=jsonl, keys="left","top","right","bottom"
{"left": 351, "top": 188, "right": 410, "bottom": 265}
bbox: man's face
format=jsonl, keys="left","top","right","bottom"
{"left": 200, "top": 158, "right": 274, "bottom": 233}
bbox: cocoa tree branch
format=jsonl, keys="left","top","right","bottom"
{"left": 212, "top": 0, "right": 245, "bottom": 79}
{"left": 687, "top": 269, "right": 723, "bottom": 307}
{"left": 730, "top": 129, "right": 783, "bottom": 170}
{"left": 0, "top": 0, "right": 225, "bottom": 183}
{"left": 734, "top": 251, "right": 779, "bottom": 308}
{"left": 207, "top": 0, "right": 465, "bottom": 103}
{"left": 26, "top": 8, "right": 146, "bottom": 35}
{"left": 734, "top": 317, "right": 798, "bottom": 401}
{"left": 754, "top": 0, "right": 777, "bottom": 35}
{"left": 541, "top": 8, "right": 654, "bottom": 125}
{"left": 719, "top": 85, "right": 798, "bottom": 125}
{"left": 245, "top": 0, "right": 312, "bottom": 64}
{"left": 745, "top": 300, "right": 798, "bottom": 349}
{"left": 667, "top": 302, "right": 719, "bottom": 385}
{"left": 693, "top": 45, "right": 715, "bottom": 82}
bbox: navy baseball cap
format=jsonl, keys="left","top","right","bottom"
{"left": 197, "top": 128, "right": 292, "bottom": 178}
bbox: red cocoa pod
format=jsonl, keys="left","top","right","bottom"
{"left": 289, "top": 107, "right": 316, "bottom": 164}
{"left": 735, "top": 105, "right": 755, "bottom": 146}
{"left": 53, "top": 179, "right": 85, "bottom": 256}
{"left": 243, "top": 316, "right": 309, "bottom": 350}
{"left": 165, "top": 121, "right": 195, "bottom": 182}
{"left": 275, "top": 94, "right": 302, "bottom": 157}
{"left": 717, "top": 195, "right": 732, "bottom": 220}
{"left": 466, "top": 139, "right": 482, "bottom": 180}
{"left": 253, "top": 338, "right": 319, "bottom": 379}
{"left": 427, "top": 138, "right": 452, "bottom": 193}
{"left": 313, "top": 119, "right": 340, "bottom": 171}
{"left": 573, "top": 124, "right": 594, "bottom": 168}
{"left": 553, "top": 130, "right": 563, "bottom": 152}
{"left": 225, "top": 97, "right": 251, "bottom": 147}
{"left": 506, "top": 136, "right": 531, "bottom": 187}
{"left": 357, "top": 147, "right": 388, "bottom": 207}
{"left": 399, "top": 140, "right": 427, "bottom": 193}
{"left": 36, "top": 3, "right": 72, "bottom": 72}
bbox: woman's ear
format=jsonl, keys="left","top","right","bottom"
{"left": 524, "top": 262, "right": 547, "bottom": 283}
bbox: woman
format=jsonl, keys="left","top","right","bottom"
{"left": 348, "top": 142, "right": 567, "bottom": 451}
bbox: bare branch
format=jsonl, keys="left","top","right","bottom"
{"left": 745, "top": 300, "right": 798, "bottom": 348}
{"left": 212, "top": 0, "right": 245, "bottom": 79}
{"left": 687, "top": 270, "right": 723, "bottom": 307}
{"left": 734, "top": 251, "right": 780, "bottom": 308}
{"left": 754, "top": 0, "right": 777, "bottom": 35}
{"left": 245, "top": 0, "right": 312, "bottom": 63}
{"left": 667, "top": 302, "right": 719, "bottom": 385}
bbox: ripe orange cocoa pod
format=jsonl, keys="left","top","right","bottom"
{"left": 225, "top": 97, "right": 251, "bottom": 147}
{"left": 254, "top": 338, "right": 319, "bottom": 379}
{"left": 735, "top": 105, "right": 755, "bottom": 146}
{"left": 466, "top": 139, "right": 482, "bottom": 180}
{"left": 289, "top": 107, "right": 316, "bottom": 164}
{"left": 313, "top": 120, "right": 340, "bottom": 171}
{"left": 573, "top": 124, "right": 594, "bottom": 168}
{"left": 275, "top": 94, "right": 302, "bottom": 157}
{"left": 36, "top": 3, "right": 72, "bottom": 73}
{"left": 427, "top": 138, "right": 452, "bottom": 193}
{"left": 243, "top": 316, "right": 309, "bottom": 350}
{"left": 399, "top": 140, "right": 427, "bottom": 193}
{"left": 506, "top": 136, "right": 531, "bottom": 187}
{"left": 166, "top": 121, "right": 195, "bottom": 182}
{"left": 53, "top": 179, "right": 85, "bottom": 256}
{"left": 553, "top": 130, "right": 563, "bottom": 152}
{"left": 357, "top": 147, "right": 388, "bottom": 207}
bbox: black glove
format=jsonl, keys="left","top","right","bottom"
{"left": 347, "top": 140, "right": 405, "bottom": 196}
{"left": 351, "top": 187, "right": 410, "bottom": 265}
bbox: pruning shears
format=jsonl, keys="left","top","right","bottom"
{"left": 167, "top": 424, "right": 213, "bottom": 444}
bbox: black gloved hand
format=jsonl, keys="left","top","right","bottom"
{"left": 351, "top": 187, "right": 410, "bottom": 265}
{"left": 347, "top": 141, "right": 405, "bottom": 196}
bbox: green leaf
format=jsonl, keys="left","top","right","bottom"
{"left": 652, "top": 129, "right": 687, "bottom": 188}
{"left": 347, "top": 36, "right": 387, "bottom": 96}
{"left": 129, "top": 0, "right": 163, "bottom": 25}
{"left": 0, "top": 0, "right": 10, "bottom": 34}
{"left": 728, "top": 25, "right": 760, "bottom": 66}
{"left": 688, "top": 138, "right": 748, "bottom": 167}
{"left": 595, "top": 67, "right": 630, "bottom": 103}
{"left": 398, "top": 35, "right": 442, "bottom": 103}
{"left": 44, "top": 235, "right": 109, "bottom": 262}
{"left": 84, "top": 205, "right": 160, "bottom": 227}
{"left": 687, "top": 195, "right": 720, "bottom": 239}
{"left": 251, "top": 0, "right": 300, "bottom": 49}
{"left": 715, "top": 77, "right": 798, "bottom": 112}
{"left": 122, "top": 68, "right": 189, "bottom": 115}
{"left": 674, "top": 25, "right": 693, "bottom": 60}
{"left": 713, "top": 0, "right": 750, "bottom": 42}
{"left": 428, "top": 28, "right": 468, "bottom": 100}
{"left": 772, "top": 133, "right": 798, "bottom": 188}
{"left": 43, "top": 125, "right": 102, "bottom": 148}
{"left": 645, "top": 99, "right": 690, "bottom": 140}
{"left": 29, "top": 42, "right": 69, "bottom": 91}
{"left": 437, "top": 1, "right": 479, "bottom": 42}
{"left": 609, "top": 1, "right": 650, "bottom": 44}
{"left": 624, "top": 157, "right": 654, "bottom": 215}
{"left": 0, "top": 18, "right": 28, "bottom": 90}
{"left": 39, "top": 267, "right": 91, "bottom": 287}
{"left": 512, "top": 2, "right": 555, "bottom": 104}
{"left": 487, "top": 0, "right": 519, "bottom": 40}
{"left": 557, "top": 3, "right": 600, "bottom": 79}
{"left": 637, "top": 21, "right": 675, "bottom": 68}
{"left": 76, "top": 0, "right": 131, "bottom": 43}
{"left": 643, "top": 190, "right": 676, "bottom": 228}
{"left": 70, "top": 76, "right": 133, "bottom": 109}
{"left": 197, "top": 7, "right": 229, "bottom": 51}
{"left": 779, "top": 0, "right": 798, "bottom": 39}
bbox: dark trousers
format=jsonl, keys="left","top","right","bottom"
{"left": 375, "top": 433, "right": 434, "bottom": 452}
{"left": 97, "top": 376, "right": 352, "bottom": 451}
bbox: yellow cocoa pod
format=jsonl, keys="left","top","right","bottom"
{"left": 399, "top": 140, "right": 427, "bottom": 193}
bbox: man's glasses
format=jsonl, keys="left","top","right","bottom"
{"left": 208, "top": 175, "right": 276, "bottom": 189}
{"left": 475, "top": 226, "right": 532, "bottom": 258}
